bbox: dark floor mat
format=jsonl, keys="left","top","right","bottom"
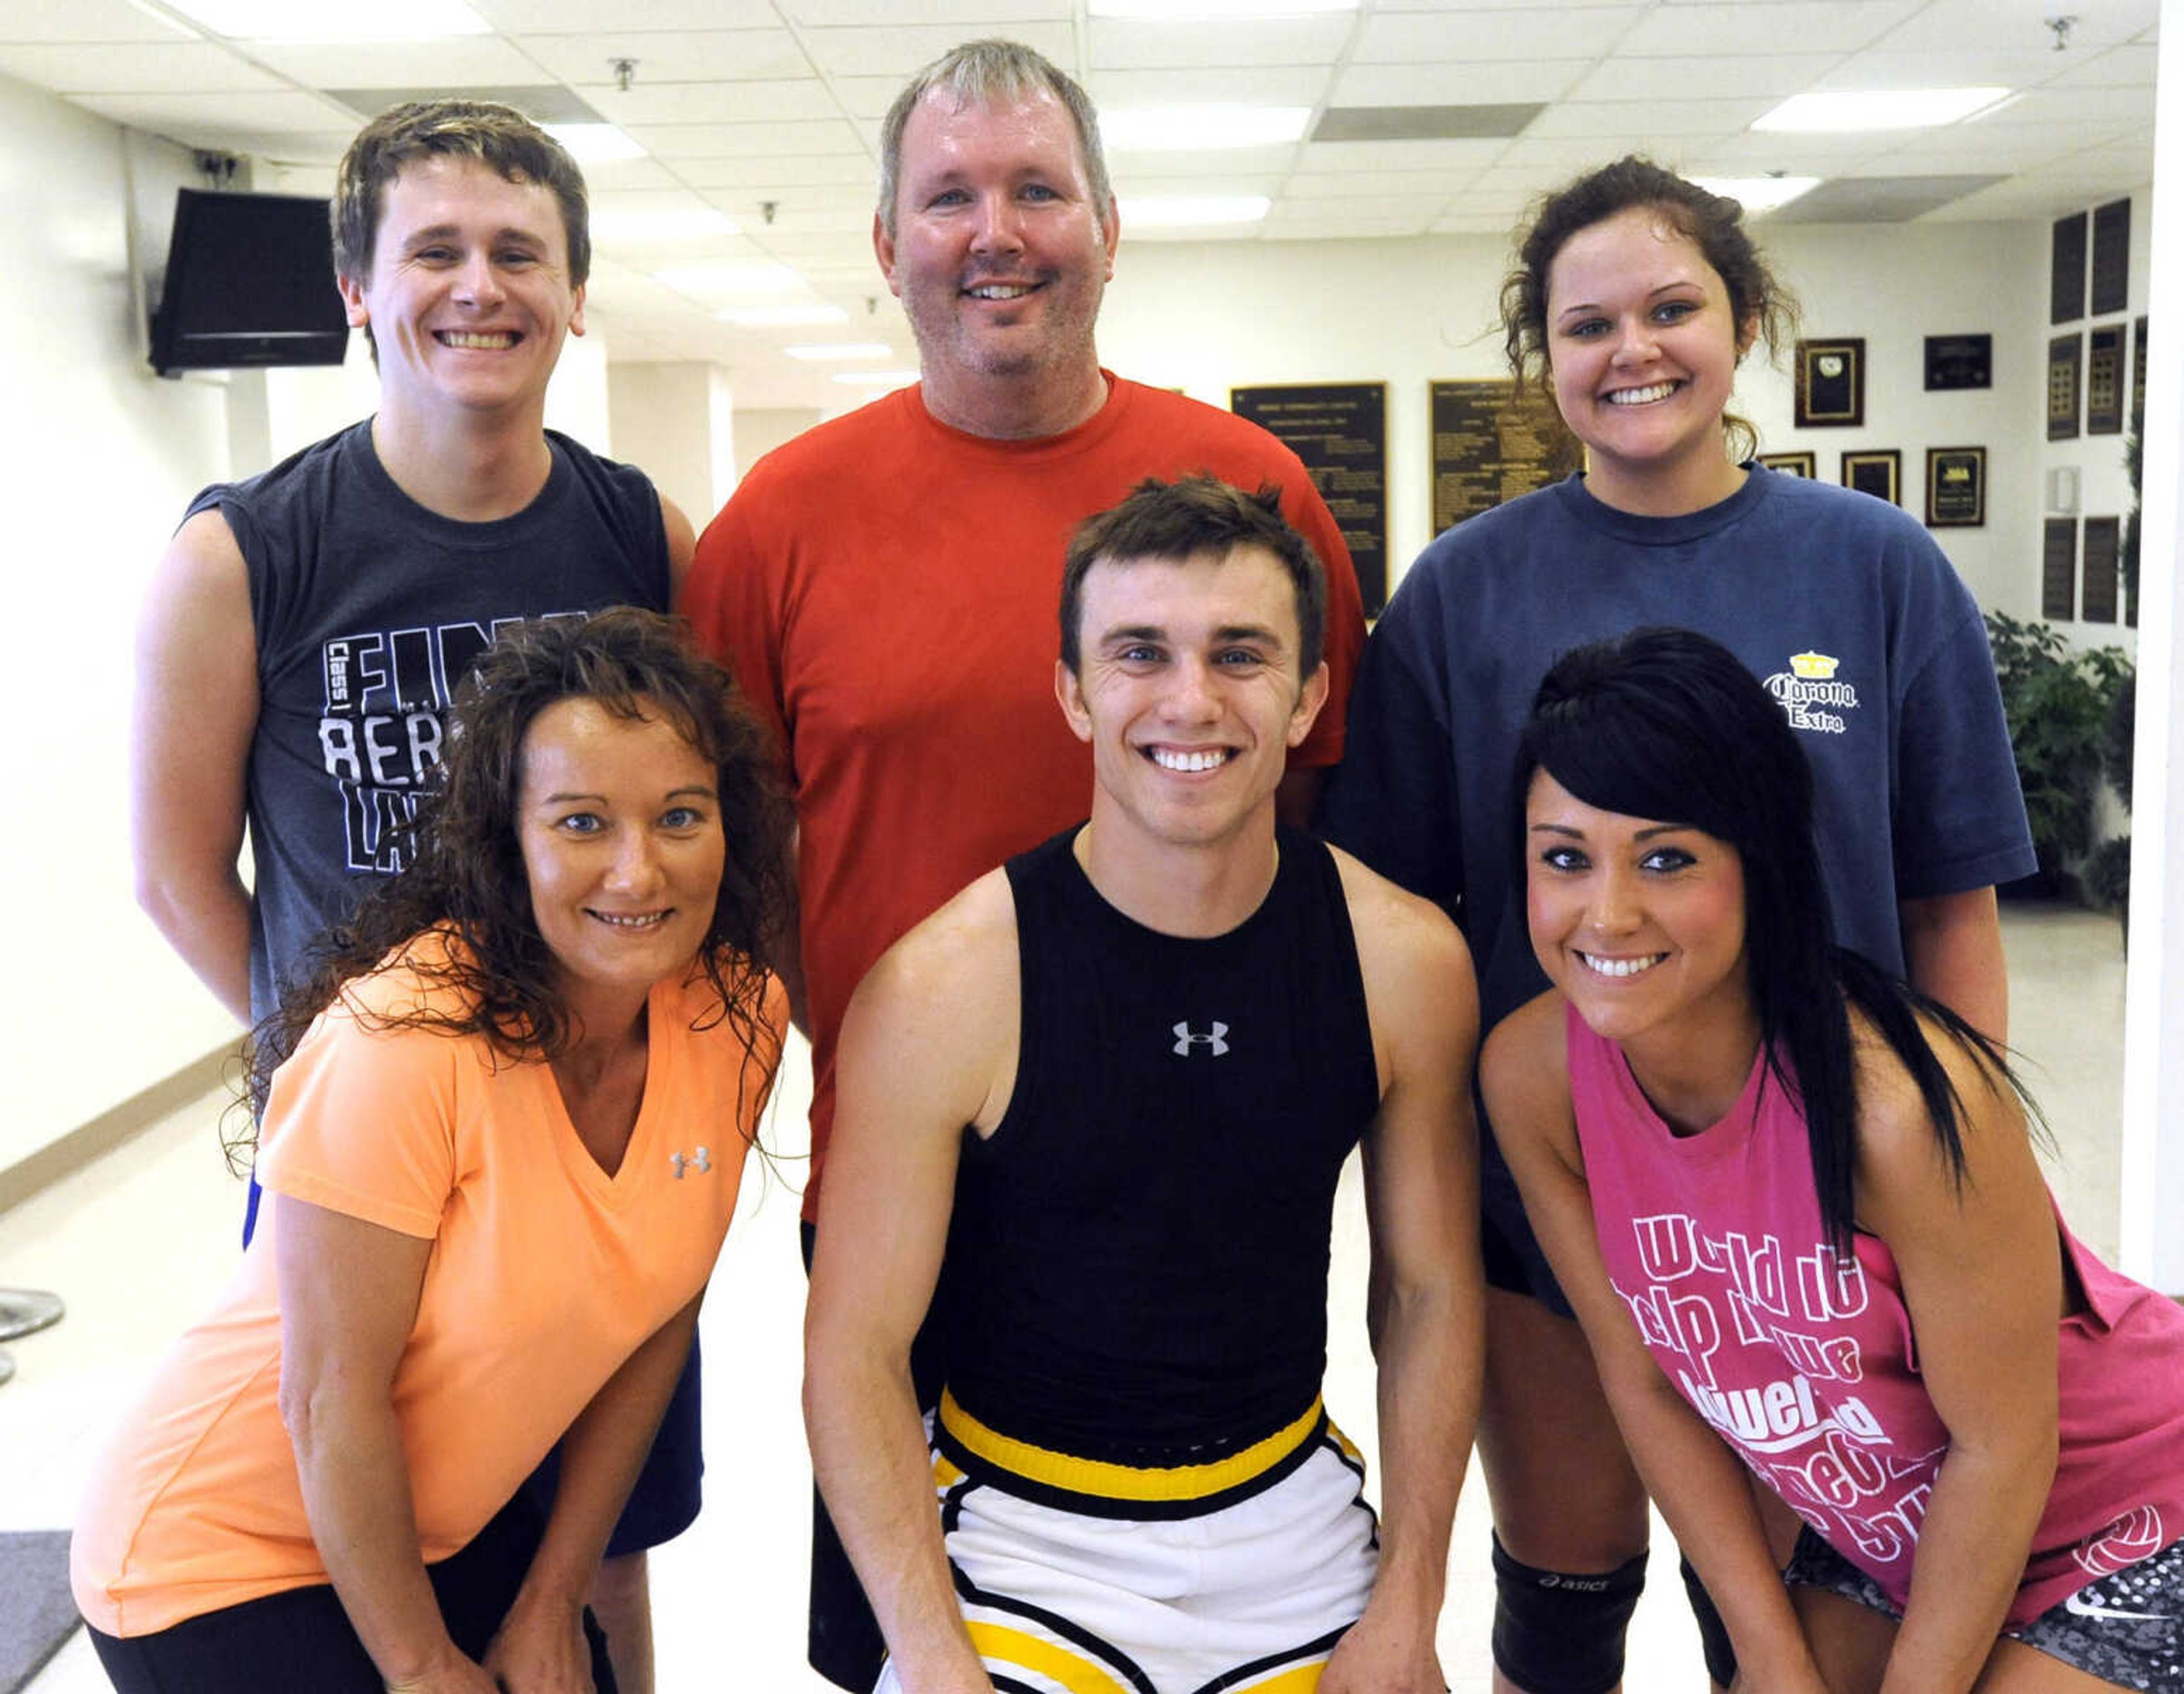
{"left": 0, "top": 1530, "right": 80, "bottom": 1693}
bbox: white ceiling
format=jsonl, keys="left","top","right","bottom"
{"left": 1, "top": 0, "right": 2160, "bottom": 409}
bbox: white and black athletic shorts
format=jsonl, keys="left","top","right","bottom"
{"left": 871, "top": 1391, "right": 1380, "bottom": 1694}
{"left": 1784, "top": 1525, "right": 2184, "bottom": 1690}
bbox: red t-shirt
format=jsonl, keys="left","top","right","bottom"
{"left": 684, "top": 376, "right": 1367, "bottom": 1218}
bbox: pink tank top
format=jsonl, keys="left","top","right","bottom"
{"left": 1565, "top": 1003, "right": 2184, "bottom": 1622}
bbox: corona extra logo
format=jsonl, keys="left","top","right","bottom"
{"left": 1790, "top": 651, "right": 1839, "bottom": 680}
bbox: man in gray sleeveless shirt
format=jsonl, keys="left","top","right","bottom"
{"left": 129, "top": 100, "right": 692, "bottom": 1692}
{"left": 806, "top": 477, "right": 1486, "bottom": 1693}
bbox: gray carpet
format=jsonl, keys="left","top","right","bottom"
{"left": 0, "top": 1531, "right": 79, "bottom": 1693}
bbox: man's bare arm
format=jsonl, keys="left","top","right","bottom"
{"left": 1322, "top": 858, "right": 1484, "bottom": 1694}
{"left": 804, "top": 872, "right": 1018, "bottom": 1694}
{"left": 133, "top": 508, "right": 260, "bottom": 1025}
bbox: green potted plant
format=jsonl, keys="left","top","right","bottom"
{"left": 1985, "top": 611, "right": 2131, "bottom": 892}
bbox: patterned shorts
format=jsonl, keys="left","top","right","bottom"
{"left": 1784, "top": 1526, "right": 2184, "bottom": 1690}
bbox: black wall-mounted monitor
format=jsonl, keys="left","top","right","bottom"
{"left": 150, "top": 189, "right": 350, "bottom": 375}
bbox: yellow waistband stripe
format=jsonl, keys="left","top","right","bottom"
{"left": 966, "top": 1621, "right": 1135, "bottom": 1694}
{"left": 938, "top": 1390, "right": 1323, "bottom": 1502}
{"left": 1234, "top": 1661, "right": 1326, "bottom": 1692}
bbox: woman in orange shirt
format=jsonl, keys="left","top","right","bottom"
{"left": 75, "top": 608, "right": 791, "bottom": 1693}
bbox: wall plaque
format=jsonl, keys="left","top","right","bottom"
{"left": 1428, "top": 379, "right": 1580, "bottom": 536}
{"left": 1231, "top": 382, "right": 1389, "bottom": 614}
{"left": 2134, "top": 315, "right": 2149, "bottom": 430}
{"left": 2082, "top": 517, "right": 2121, "bottom": 623}
{"left": 1795, "top": 339, "right": 1864, "bottom": 426}
{"left": 1841, "top": 449, "right": 1900, "bottom": 505}
{"left": 2091, "top": 198, "right": 2131, "bottom": 317}
{"left": 2051, "top": 210, "right": 2088, "bottom": 324}
{"left": 2043, "top": 517, "right": 2077, "bottom": 620}
{"left": 1925, "top": 446, "right": 1986, "bottom": 528}
{"left": 1757, "top": 451, "right": 1815, "bottom": 477}
{"left": 2048, "top": 333, "right": 2082, "bottom": 441}
{"left": 2087, "top": 324, "right": 2125, "bottom": 436}
{"left": 1924, "top": 333, "right": 1992, "bottom": 391}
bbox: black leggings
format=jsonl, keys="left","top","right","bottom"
{"left": 86, "top": 1490, "right": 617, "bottom": 1693}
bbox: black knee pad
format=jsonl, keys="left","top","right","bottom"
{"left": 1490, "top": 1531, "right": 1648, "bottom": 1694}
{"left": 1679, "top": 1553, "right": 1738, "bottom": 1689}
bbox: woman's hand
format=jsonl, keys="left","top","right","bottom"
{"left": 381, "top": 1641, "right": 501, "bottom": 1692}
{"left": 482, "top": 1587, "right": 597, "bottom": 1694}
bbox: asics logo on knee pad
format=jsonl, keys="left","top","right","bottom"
{"left": 1172, "top": 1021, "right": 1230, "bottom": 1056}
{"left": 1533, "top": 1572, "right": 1612, "bottom": 1591}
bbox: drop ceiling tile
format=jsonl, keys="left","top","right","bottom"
{"left": 627, "top": 119, "right": 868, "bottom": 159}
{"left": 1119, "top": 220, "right": 1260, "bottom": 242}
{"left": 1272, "top": 192, "right": 1451, "bottom": 221}
{"left": 1567, "top": 52, "right": 1839, "bottom": 102}
{"left": 1261, "top": 210, "right": 1437, "bottom": 239}
{"left": 590, "top": 80, "right": 837, "bottom": 126}
{"left": 1089, "top": 16, "right": 1356, "bottom": 71}
{"left": 1301, "top": 138, "right": 1515, "bottom": 174}
{"left": 685, "top": 154, "right": 880, "bottom": 190}
{"left": 0, "top": 41, "right": 282, "bottom": 93}
{"left": 1282, "top": 170, "right": 1471, "bottom": 200}
{"left": 1088, "top": 67, "right": 1330, "bottom": 107}
{"left": 1490, "top": 134, "right": 1695, "bottom": 173}
{"left": 779, "top": 0, "right": 1072, "bottom": 24}
{"left": 571, "top": 155, "right": 684, "bottom": 190}
{"left": 1978, "top": 86, "right": 2157, "bottom": 127}
{"left": 0, "top": 1, "right": 196, "bottom": 44}
{"left": 1612, "top": 0, "right": 1916, "bottom": 56}
{"left": 1352, "top": 8, "right": 1641, "bottom": 63}
{"left": 829, "top": 75, "right": 911, "bottom": 120}
{"left": 797, "top": 22, "right": 1075, "bottom": 80}
{"left": 1111, "top": 144, "right": 1299, "bottom": 179}
{"left": 1331, "top": 61, "right": 1587, "bottom": 107}
{"left": 1873, "top": 0, "right": 2156, "bottom": 53}
{"left": 1432, "top": 211, "right": 1525, "bottom": 235}
{"left": 72, "top": 87, "right": 358, "bottom": 138}
{"left": 1811, "top": 47, "right": 2089, "bottom": 92}
{"left": 1680, "top": 129, "right": 1919, "bottom": 171}
{"left": 473, "top": 0, "right": 780, "bottom": 29}
{"left": 1527, "top": 97, "right": 1773, "bottom": 138}
{"left": 2047, "top": 44, "right": 2160, "bottom": 89}
{"left": 519, "top": 30, "right": 811, "bottom": 84}
{"left": 1108, "top": 171, "right": 1284, "bottom": 199}
{"left": 246, "top": 38, "right": 548, "bottom": 88}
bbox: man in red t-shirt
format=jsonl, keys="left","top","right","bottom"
{"left": 679, "top": 39, "right": 1366, "bottom": 1691}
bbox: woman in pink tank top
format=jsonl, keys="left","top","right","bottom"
{"left": 1481, "top": 627, "right": 2184, "bottom": 1693}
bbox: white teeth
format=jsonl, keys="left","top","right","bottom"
{"left": 1606, "top": 381, "right": 1677, "bottom": 405}
{"left": 1580, "top": 952, "right": 1665, "bottom": 979}
{"left": 592, "top": 910, "right": 669, "bottom": 930}
{"left": 968, "top": 284, "right": 1032, "bottom": 299}
{"left": 440, "top": 331, "right": 516, "bottom": 349}
{"left": 1150, "top": 747, "right": 1228, "bottom": 772}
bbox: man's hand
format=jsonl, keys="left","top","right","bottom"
{"left": 482, "top": 1586, "right": 595, "bottom": 1693}
{"left": 380, "top": 1642, "right": 500, "bottom": 1693}
{"left": 1320, "top": 1604, "right": 1443, "bottom": 1693}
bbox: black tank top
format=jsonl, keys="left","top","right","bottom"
{"left": 941, "top": 824, "right": 1380, "bottom": 1465}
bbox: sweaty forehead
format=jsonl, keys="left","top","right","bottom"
{"left": 1083, "top": 546, "right": 1298, "bottom": 639}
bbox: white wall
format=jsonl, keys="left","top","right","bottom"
{"left": 607, "top": 360, "right": 730, "bottom": 524}
{"left": 0, "top": 73, "right": 241, "bottom": 1177}
{"left": 1098, "top": 219, "right": 2051, "bottom": 618}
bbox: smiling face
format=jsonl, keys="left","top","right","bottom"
{"left": 1544, "top": 204, "right": 1752, "bottom": 515}
{"left": 1056, "top": 545, "right": 1327, "bottom": 853}
{"left": 340, "top": 154, "right": 584, "bottom": 423}
{"left": 517, "top": 696, "right": 724, "bottom": 1029}
{"left": 875, "top": 87, "right": 1118, "bottom": 430}
{"left": 1524, "top": 769, "right": 1752, "bottom": 1051}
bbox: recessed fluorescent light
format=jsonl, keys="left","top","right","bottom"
{"left": 543, "top": 124, "right": 646, "bottom": 164}
{"left": 1102, "top": 106, "right": 1311, "bottom": 152}
{"left": 1753, "top": 88, "right": 2010, "bottom": 133}
{"left": 1120, "top": 195, "right": 1271, "bottom": 228}
{"left": 719, "top": 303, "right": 851, "bottom": 328}
{"left": 1689, "top": 175, "right": 1822, "bottom": 214}
{"left": 784, "top": 343, "right": 895, "bottom": 361}
{"left": 1091, "top": 0, "right": 1354, "bottom": 14}
{"left": 830, "top": 370, "right": 920, "bottom": 386}
{"left": 162, "top": 0, "right": 491, "bottom": 39}
{"left": 590, "top": 207, "right": 739, "bottom": 242}
{"left": 653, "top": 262, "right": 804, "bottom": 296}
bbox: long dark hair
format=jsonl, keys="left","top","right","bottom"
{"left": 243, "top": 608, "right": 792, "bottom": 1144}
{"left": 1500, "top": 156, "right": 1800, "bottom": 465}
{"left": 1512, "top": 627, "right": 2033, "bottom": 1253}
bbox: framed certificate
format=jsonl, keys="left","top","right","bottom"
{"left": 2048, "top": 333, "right": 2083, "bottom": 441}
{"left": 1796, "top": 338, "right": 1864, "bottom": 426}
{"left": 1758, "top": 450, "right": 1816, "bottom": 477}
{"left": 1925, "top": 446, "right": 1986, "bottom": 528}
{"left": 1841, "top": 449, "right": 1900, "bottom": 506}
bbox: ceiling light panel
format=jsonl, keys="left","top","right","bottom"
{"left": 655, "top": 261, "right": 805, "bottom": 295}
{"left": 1755, "top": 88, "right": 2012, "bottom": 131}
{"left": 718, "top": 303, "right": 849, "bottom": 327}
{"left": 590, "top": 205, "right": 741, "bottom": 241}
{"left": 543, "top": 123, "right": 647, "bottom": 161}
{"left": 162, "top": 0, "right": 493, "bottom": 40}
{"left": 1090, "top": 0, "right": 1354, "bottom": 16}
{"left": 0, "top": 41, "right": 283, "bottom": 93}
{"left": 829, "top": 368, "right": 918, "bottom": 386}
{"left": 784, "top": 342, "right": 894, "bottom": 359}
{"left": 1687, "top": 174, "right": 1822, "bottom": 213}
{"left": 1101, "top": 107, "right": 1311, "bottom": 152}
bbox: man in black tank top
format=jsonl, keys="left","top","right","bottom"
{"left": 808, "top": 477, "right": 1487, "bottom": 1693}
{"left": 129, "top": 101, "right": 694, "bottom": 1693}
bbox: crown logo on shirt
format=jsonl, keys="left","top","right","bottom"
{"left": 1790, "top": 651, "right": 1839, "bottom": 680}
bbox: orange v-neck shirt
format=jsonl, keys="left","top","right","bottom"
{"left": 73, "top": 938, "right": 784, "bottom": 1637}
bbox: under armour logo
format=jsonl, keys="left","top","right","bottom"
{"left": 1172, "top": 1021, "right": 1230, "bottom": 1057}
{"left": 670, "top": 1147, "right": 712, "bottom": 1178}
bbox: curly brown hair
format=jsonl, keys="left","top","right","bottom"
{"left": 242, "top": 608, "right": 792, "bottom": 1149}
{"left": 1500, "top": 155, "right": 1801, "bottom": 463}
